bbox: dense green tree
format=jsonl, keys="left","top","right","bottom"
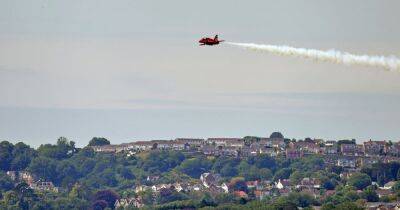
{"left": 347, "top": 173, "right": 371, "bottom": 190}
{"left": 88, "top": 137, "right": 111, "bottom": 147}
{"left": 179, "top": 158, "right": 212, "bottom": 178}
{"left": 52, "top": 197, "right": 89, "bottom": 210}
{"left": 156, "top": 188, "right": 188, "bottom": 204}
{"left": 214, "top": 193, "right": 235, "bottom": 205}
{"left": 139, "top": 151, "right": 185, "bottom": 174}
{"left": 361, "top": 186, "right": 379, "bottom": 202}
{"left": 273, "top": 168, "right": 292, "bottom": 181}
{"left": 289, "top": 171, "right": 304, "bottom": 185}
{"left": 92, "top": 189, "right": 120, "bottom": 209}
{"left": 392, "top": 181, "right": 400, "bottom": 196}
{"left": 322, "top": 202, "right": 363, "bottom": 210}
{"left": 120, "top": 167, "right": 135, "bottom": 180}
{"left": 28, "top": 156, "right": 58, "bottom": 182}
{"left": 270, "top": 132, "right": 284, "bottom": 139}
{"left": 56, "top": 160, "right": 79, "bottom": 186}
{"left": 220, "top": 164, "right": 238, "bottom": 177}
{"left": 69, "top": 183, "right": 92, "bottom": 201}
{"left": 0, "top": 141, "right": 14, "bottom": 171}
{"left": 247, "top": 154, "right": 277, "bottom": 170}
{"left": 287, "top": 192, "right": 317, "bottom": 208}
{"left": 10, "top": 142, "right": 37, "bottom": 171}
{"left": 0, "top": 172, "right": 14, "bottom": 192}
{"left": 37, "top": 137, "right": 76, "bottom": 160}
{"left": 272, "top": 196, "right": 298, "bottom": 210}
{"left": 229, "top": 178, "right": 248, "bottom": 193}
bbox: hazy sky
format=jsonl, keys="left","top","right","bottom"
{"left": 1, "top": 0, "right": 400, "bottom": 147}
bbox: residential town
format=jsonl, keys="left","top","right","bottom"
{"left": 3, "top": 133, "right": 400, "bottom": 210}
{"left": 91, "top": 135, "right": 400, "bottom": 170}
{"left": 86, "top": 133, "right": 400, "bottom": 209}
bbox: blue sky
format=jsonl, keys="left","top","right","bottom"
{"left": 1, "top": 0, "right": 400, "bottom": 147}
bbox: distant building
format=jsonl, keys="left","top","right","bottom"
{"left": 285, "top": 148, "right": 303, "bottom": 159}
{"left": 6, "top": 171, "right": 17, "bottom": 181}
{"left": 325, "top": 141, "right": 338, "bottom": 154}
{"left": 207, "top": 138, "right": 244, "bottom": 147}
{"left": 340, "top": 143, "right": 356, "bottom": 156}
{"left": 363, "top": 140, "right": 387, "bottom": 156}
{"left": 30, "top": 181, "right": 58, "bottom": 192}
{"left": 115, "top": 197, "right": 143, "bottom": 209}
{"left": 132, "top": 141, "right": 154, "bottom": 151}
{"left": 292, "top": 141, "right": 321, "bottom": 155}
{"left": 91, "top": 145, "right": 117, "bottom": 153}
{"left": 200, "top": 173, "right": 220, "bottom": 188}
{"left": 174, "top": 138, "right": 204, "bottom": 147}
{"left": 386, "top": 143, "right": 400, "bottom": 157}
{"left": 275, "top": 179, "right": 291, "bottom": 189}
{"left": 19, "top": 171, "right": 35, "bottom": 185}
{"left": 337, "top": 157, "right": 356, "bottom": 168}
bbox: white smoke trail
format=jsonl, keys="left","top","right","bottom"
{"left": 226, "top": 42, "right": 400, "bottom": 71}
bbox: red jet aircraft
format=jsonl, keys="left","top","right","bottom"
{"left": 199, "top": 35, "right": 224, "bottom": 46}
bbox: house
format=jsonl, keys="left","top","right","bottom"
{"left": 188, "top": 184, "right": 203, "bottom": 191}
{"left": 146, "top": 175, "right": 160, "bottom": 182}
{"left": 19, "top": 171, "right": 35, "bottom": 185}
{"left": 135, "top": 185, "right": 150, "bottom": 193}
{"left": 152, "top": 140, "right": 173, "bottom": 150}
{"left": 325, "top": 141, "right": 338, "bottom": 155}
{"left": 220, "top": 183, "right": 229, "bottom": 193}
{"left": 30, "top": 181, "right": 58, "bottom": 192}
{"left": 293, "top": 141, "right": 321, "bottom": 155}
{"left": 354, "top": 144, "right": 365, "bottom": 156}
{"left": 386, "top": 143, "right": 400, "bottom": 157}
{"left": 254, "top": 190, "right": 270, "bottom": 200}
{"left": 325, "top": 144, "right": 338, "bottom": 155}
{"left": 207, "top": 138, "right": 244, "bottom": 147}
{"left": 337, "top": 157, "right": 356, "bottom": 168}
{"left": 296, "top": 178, "right": 321, "bottom": 189}
{"left": 381, "top": 181, "right": 397, "bottom": 190}
{"left": 260, "top": 147, "right": 278, "bottom": 157}
{"left": 278, "top": 188, "right": 290, "bottom": 196}
{"left": 115, "top": 142, "right": 137, "bottom": 153}
{"left": 91, "top": 145, "right": 117, "bottom": 153}
{"left": 115, "top": 197, "right": 143, "bottom": 209}
{"left": 133, "top": 141, "right": 155, "bottom": 151}
{"left": 234, "top": 190, "right": 248, "bottom": 198}
{"left": 286, "top": 148, "right": 303, "bottom": 159}
{"left": 201, "top": 145, "right": 218, "bottom": 156}
{"left": 246, "top": 181, "right": 260, "bottom": 189}
{"left": 383, "top": 156, "right": 400, "bottom": 164}
{"left": 266, "top": 138, "right": 286, "bottom": 149}
{"left": 6, "top": 171, "right": 17, "bottom": 181}
{"left": 172, "top": 183, "right": 184, "bottom": 192}
{"left": 360, "top": 157, "right": 380, "bottom": 167}
{"left": 325, "top": 141, "right": 336, "bottom": 147}
{"left": 219, "top": 146, "right": 239, "bottom": 157}
{"left": 171, "top": 141, "right": 189, "bottom": 150}
{"left": 241, "top": 144, "right": 260, "bottom": 156}
{"left": 363, "top": 140, "right": 387, "bottom": 156}
{"left": 341, "top": 143, "right": 356, "bottom": 156}
{"left": 275, "top": 179, "right": 291, "bottom": 189}
{"left": 375, "top": 189, "right": 393, "bottom": 198}
{"left": 174, "top": 138, "right": 204, "bottom": 147}
{"left": 200, "top": 173, "right": 220, "bottom": 188}
{"left": 150, "top": 183, "right": 174, "bottom": 192}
